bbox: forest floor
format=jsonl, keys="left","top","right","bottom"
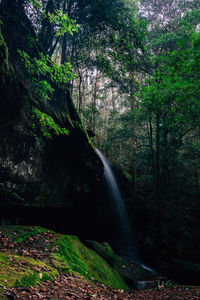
{"left": 0, "top": 227, "right": 200, "bottom": 300}
{"left": 1, "top": 272, "right": 200, "bottom": 299}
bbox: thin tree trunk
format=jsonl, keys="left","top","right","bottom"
{"left": 134, "top": 168, "right": 137, "bottom": 186}
{"left": 148, "top": 117, "right": 156, "bottom": 183}
{"left": 156, "top": 113, "right": 160, "bottom": 190}
{"left": 60, "top": 0, "right": 67, "bottom": 63}
{"left": 162, "top": 124, "right": 169, "bottom": 188}
{"left": 92, "top": 72, "right": 99, "bottom": 133}
{"left": 155, "top": 112, "right": 162, "bottom": 248}
{"left": 38, "top": 0, "right": 58, "bottom": 53}
{"left": 77, "top": 69, "right": 82, "bottom": 113}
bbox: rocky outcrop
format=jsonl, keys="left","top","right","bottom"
{"left": 0, "top": 1, "right": 107, "bottom": 239}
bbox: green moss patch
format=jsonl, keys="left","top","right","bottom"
{"left": 86, "top": 240, "right": 126, "bottom": 271}
{"left": 53, "top": 235, "right": 129, "bottom": 290}
{"left": 0, "top": 252, "right": 58, "bottom": 288}
{"left": 86, "top": 240, "right": 154, "bottom": 286}
{"left": 0, "top": 225, "right": 51, "bottom": 242}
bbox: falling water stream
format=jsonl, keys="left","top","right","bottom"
{"left": 96, "top": 149, "right": 156, "bottom": 274}
{"left": 96, "top": 148, "right": 138, "bottom": 261}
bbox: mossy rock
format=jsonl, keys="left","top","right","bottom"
{"left": 0, "top": 252, "right": 58, "bottom": 288}
{"left": 53, "top": 235, "right": 129, "bottom": 290}
{"left": 86, "top": 240, "right": 126, "bottom": 271}
{"left": 86, "top": 240, "right": 155, "bottom": 286}
{"left": 0, "top": 225, "right": 50, "bottom": 242}
{"left": 0, "top": 225, "right": 129, "bottom": 290}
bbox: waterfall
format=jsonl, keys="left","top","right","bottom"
{"left": 96, "top": 148, "right": 138, "bottom": 262}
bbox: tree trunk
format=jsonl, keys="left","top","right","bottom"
{"left": 61, "top": 0, "right": 67, "bottom": 63}
{"left": 148, "top": 117, "right": 156, "bottom": 183}
{"left": 38, "top": 0, "right": 59, "bottom": 54}
{"left": 155, "top": 112, "right": 162, "bottom": 248}
{"left": 156, "top": 113, "right": 160, "bottom": 191}
{"left": 91, "top": 72, "right": 99, "bottom": 133}
{"left": 77, "top": 69, "right": 82, "bottom": 113}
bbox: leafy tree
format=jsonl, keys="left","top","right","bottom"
{"left": 14, "top": 0, "right": 80, "bottom": 138}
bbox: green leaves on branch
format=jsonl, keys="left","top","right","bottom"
{"left": 16, "top": 3, "right": 78, "bottom": 140}
{"left": 32, "top": 79, "right": 54, "bottom": 101}
{"left": 27, "top": 0, "right": 41, "bottom": 10}
{"left": 47, "top": 9, "right": 80, "bottom": 37}
{"left": 33, "top": 108, "right": 70, "bottom": 139}
{"left": 18, "top": 2, "right": 79, "bottom": 100}
{"left": 18, "top": 50, "right": 76, "bottom": 101}
{"left": 18, "top": 51, "right": 76, "bottom": 84}
{"left": 18, "top": 51, "right": 71, "bottom": 139}
{"left": 27, "top": 2, "right": 79, "bottom": 37}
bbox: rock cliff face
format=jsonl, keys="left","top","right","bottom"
{"left": 0, "top": 1, "right": 109, "bottom": 239}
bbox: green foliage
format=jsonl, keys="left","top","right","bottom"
{"left": 18, "top": 2, "right": 79, "bottom": 101}
{"left": 140, "top": 9, "right": 200, "bottom": 128}
{"left": 156, "top": 279, "right": 175, "bottom": 289}
{"left": 89, "top": 6, "right": 200, "bottom": 269}
{"left": 27, "top": 0, "right": 41, "bottom": 10}
{"left": 33, "top": 108, "right": 70, "bottom": 139}
{"left": 32, "top": 79, "right": 54, "bottom": 101}
{"left": 47, "top": 9, "right": 80, "bottom": 37}
{"left": 16, "top": 4, "right": 79, "bottom": 141}
{"left": 18, "top": 50, "right": 76, "bottom": 100}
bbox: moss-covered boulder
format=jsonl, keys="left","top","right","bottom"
{"left": 86, "top": 240, "right": 126, "bottom": 271}
{"left": 0, "top": 226, "right": 129, "bottom": 292}
{"left": 86, "top": 240, "right": 154, "bottom": 287}
{"left": 53, "top": 235, "right": 128, "bottom": 290}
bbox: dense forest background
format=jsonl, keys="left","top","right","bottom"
{"left": 63, "top": 0, "right": 200, "bottom": 272}
{"left": 0, "top": 0, "right": 200, "bottom": 283}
